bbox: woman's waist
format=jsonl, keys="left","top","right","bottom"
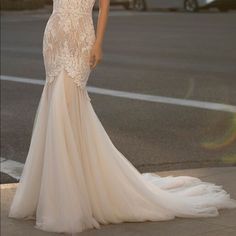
{"left": 52, "top": 8, "right": 92, "bottom": 16}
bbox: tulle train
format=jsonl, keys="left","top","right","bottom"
{"left": 8, "top": 70, "right": 236, "bottom": 234}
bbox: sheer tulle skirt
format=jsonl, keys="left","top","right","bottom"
{"left": 8, "top": 70, "right": 236, "bottom": 234}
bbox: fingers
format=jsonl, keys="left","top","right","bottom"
{"left": 92, "top": 57, "right": 101, "bottom": 69}
{"left": 90, "top": 54, "right": 102, "bottom": 69}
{"left": 91, "top": 60, "right": 97, "bottom": 69}
{"left": 89, "top": 54, "right": 95, "bottom": 68}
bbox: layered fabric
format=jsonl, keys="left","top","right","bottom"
{"left": 8, "top": 0, "right": 236, "bottom": 234}
{"left": 8, "top": 69, "right": 236, "bottom": 234}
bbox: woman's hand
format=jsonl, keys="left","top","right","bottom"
{"left": 89, "top": 43, "right": 103, "bottom": 69}
{"left": 90, "top": 0, "right": 109, "bottom": 69}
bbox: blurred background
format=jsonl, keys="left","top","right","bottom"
{"left": 1, "top": 0, "right": 236, "bottom": 12}
{"left": 1, "top": 0, "right": 236, "bottom": 184}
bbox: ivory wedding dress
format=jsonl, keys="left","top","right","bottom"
{"left": 8, "top": 0, "right": 236, "bottom": 234}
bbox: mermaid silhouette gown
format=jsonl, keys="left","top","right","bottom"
{"left": 8, "top": 0, "right": 236, "bottom": 234}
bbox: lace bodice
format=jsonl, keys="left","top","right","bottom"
{"left": 43, "top": 0, "right": 96, "bottom": 88}
{"left": 53, "top": 0, "right": 95, "bottom": 14}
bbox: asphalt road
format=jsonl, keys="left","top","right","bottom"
{"left": 1, "top": 7, "right": 236, "bottom": 184}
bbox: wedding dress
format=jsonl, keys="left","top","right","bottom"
{"left": 8, "top": 0, "right": 236, "bottom": 234}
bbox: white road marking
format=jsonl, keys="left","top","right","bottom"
{"left": 1, "top": 75, "right": 236, "bottom": 113}
{"left": 1, "top": 75, "right": 44, "bottom": 85}
{"left": 0, "top": 157, "right": 24, "bottom": 180}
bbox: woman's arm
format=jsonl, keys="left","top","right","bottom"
{"left": 90, "top": 0, "right": 110, "bottom": 69}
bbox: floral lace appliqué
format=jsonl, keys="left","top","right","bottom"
{"left": 43, "top": 0, "right": 96, "bottom": 90}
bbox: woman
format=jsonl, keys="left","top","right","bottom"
{"left": 8, "top": 0, "right": 236, "bottom": 234}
